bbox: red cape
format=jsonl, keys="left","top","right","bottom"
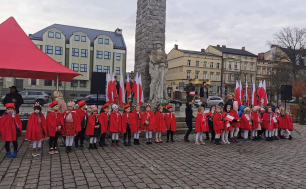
{"left": 287, "top": 115, "right": 294, "bottom": 131}
{"left": 222, "top": 111, "right": 233, "bottom": 131}
{"left": 0, "top": 113, "right": 22, "bottom": 141}
{"left": 278, "top": 115, "right": 288, "bottom": 129}
{"left": 213, "top": 113, "right": 224, "bottom": 134}
{"left": 240, "top": 113, "right": 252, "bottom": 130}
{"left": 46, "top": 111, "right": 64, "bottom": 137}
{"left": 62, "top": 110, "right": 81, "bottom": 134}
{"left": 251, "top": 112, "right": 260, "bottom": 129}
{"left": 230, "top": 110, "right": 240, "bottom": 128}
{"left": 100, "top": 112, "right": 109, "bottom": 133}
{"left": 132, "top": 110, "right": 143, "bottom": 131}
{"left": 86, "top": 114, "right": 104, "bottom": 135}
{"left": 195, "top": 112, "right": 209, "bottom": 132}
{"left": 109, "top": 112, "right": 122, "bottom": 133}
{"left": 25, "top": 113, "right": 47, "bottom": 141}
{"left": 155, "top": 111, "right": 166, "bottom": 132}
{"left": 76, "top": 108, "right": 88, "bottom": 122}
{"left": 141, "top": 111, "right": 156, "bottom": 131}
{"left": 121, "top": 112, "right": 137, "bottom": 133}
{"left": 164, "top": 112, "right": 177, "bottom": 131}
{"left": 262, "top": 113, "right": 274, "bottom": 130}
{"left": 273, "top": 112, "right": 279, "bottom": 128}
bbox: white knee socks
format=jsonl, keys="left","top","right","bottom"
{"left": 195, "top": 132, "right": 203, "bottom": 142}
{"left": 90, "top": 137, "right": 97, "bottom": 144}
{"left": 112, "top": 133, "right": 119, "bottom": 140}
{"left": 224, "top": 131, "right": 229, "bottom": 143}
{"left": 133, "top": 132, "right": 140, "bottom": 139}
{"left": 274, "top": 129, "right": 278, "bottom": 137}
{"left": 65, "top": 136, "right": 74, "bottom": 146}
{"left": 286, "top": 129, "right": 291, "bottom": 136}
{"left": 155, "top": 132, "right": 161, "bottom": 139}
{"left": 252, "top": 130, "right": 258, "bottom": 137}
{"left": 146, "top": 131, "right": 152, "bottom": 139}
{"left": 243, "top": 130, "right": 249, "bottom": 139}
{"left": 221, "top": 132, "right": 226, "bottom": 143}
{"left": 265, "top": 129, "right": 272, "bottom": 137}
{"left": 33, "top": 140, "right": 42, "bottom": 148}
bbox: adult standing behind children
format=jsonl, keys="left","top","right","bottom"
{"left": 53, "top": 90, "right": 67, "bottom": 113}
{"left": 184, "top": 79, "right": 195, "bottom": 102}
{"left": 199, "top": 82, "right": 209, "bottom": 107}
{"left": 2, "top": 86, "right": 24, "bottom": 114}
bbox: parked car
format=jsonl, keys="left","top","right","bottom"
{"left": 194, "top": 99, "right": 202, "bottom": 107}
{"left": 18, "top": 91, "right": 49, "bottom": 105}
{"left": 287, "top": 97, "right": 296, "bottom": 103}
{"left": 206, "top": 96, "right": 224, "bottom": 107}
{"left": 169, "top": 99, "right": 182, "bottom": 107}
{"left": 72, "top": 94, "right": 106, "bottom": 105}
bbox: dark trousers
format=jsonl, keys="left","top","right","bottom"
{"left": 167, "top": 126, "right": 174, "bottom": 140}
{"left": 209, "top": 125, "right": 215, "bottom": 141}
{"left": 5, "top": 141, "right": 18, "bottom": 152}
{"left": 49, "top": 132, "right": 59, "bottom": 148}
{"left": 100, "top": 133, "right": 106, "bottom": 142}
{"left": 75, "top": 128, "right": 86, "bottom": 145}
{"left": 185, "top": 121, "right": 192, "bottom": 139}
{"left": 124, "top": 124, "right": 131, "bottom": 141}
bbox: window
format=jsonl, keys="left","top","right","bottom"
{"left": 71, "top": 80, "right": 78, "bottom": 87}
{"left": 228, "top": 74, "right": 231, "bottom": 82}
{"left": 28, "top": 92, "right": 38, "bottom": 95}
{"left": 187, "top": 60, "right": 191, "bottom": 66}
{"left": 80, "top": 64, "right": 87, "bottom": 72}
{"left": 250, "top": 74, "right": 253, "bottom": 83}
{"left": 229, "top": 62, "right": 232, "bottom": 69}
{"left": 81, "top": 36, "right": 86, "bottom": 42}
{"left": 45, "top": 45, "right": 53, "bottom": 54}
{"left": 268, "top": 68, "right": 271, "bottom": 75}
{"left": 55, "top": 32, "right": 61, "bottom": 39}
{"left": 105, "top": 39, "right": 109, "bottom": 44}
{"left": 80, "top": 81, "right": 86, "bottom": 88}
{"left": 104, "top": 51, "right": 111, "bottom": 59}
{"left": 210, "top": 73, "right": 214, "bottom": 81}
{"left": 244, "top": 63, "right": 247, "bottom": 70}
{"left": 216, "top": 73, "right": 220, "bottom": 81}
{"left": 196, "top": 61, "right": 199, "bottom": 67}
{"left": 217, "top": 63, "right": 220, "bottom": 69}
{"left": 257, "top": 67, "right": 261, "bottom": 74}
{"left": 263, "top": 67, "right": 266, "bottom": 75}
{"left": 195, "top": 71, "right": 199, "bottom": 79}
{"left": 244, "top": 57, "right": 247, "bottom": 60}
{"left": 104, "top": 66, "right": 110, "bottom": 73}
{"left": 98, "top": 38, "right": 103, "bottom": 44}
{"left": 72, "top": 63, "right": 79, "bottom": 72}
{"left": 54, "top": 81, "right": 62, "bottom": 86}
{"left": 55, "top": 46, "right": 62, "bottom": 55}
{"left": 187, "top": 71, "right": 191, "bottom": 79}
{"left": 210, "top": 62, "right": 214, "bottom": 68}
{"left": 250, "top": 64, "right": 254, "bottom": 71}
{"left": 244, "top": 75, "right": 247, "bottom": 82}
{"left": 74, "top": 35, "right": 80, "bottom": 41}
{"left": 44, "top": 80, "right": 52, "bottom": 86}
{"left": 203, "top": 72, "right": 207, "bottom": 80}
{"left": 96, "top": 51, "right": 103, "bottom": 59}
{"left": 238, "top": 56, "right": 241, "bottom": 59}
{"left": 81, "top": 49, "right": 88, "bottom": 57}
{"left": 72, "top": 48, "right": 79, "bottom": 56}
{"left": 234, "top": 62, "right": 238, "bottom": 69}
{"left": 251, "top": 57, "right": 254, "bottom": 61}
{"left": 48, "top": 32, "right": 54, "bottom": 38}
{"left": 115, "top": 67, "right": 120, "bottom": 75}
{"left": 116, "top": 53, "right": 121, "bottom": 61}
{"left": 31, "top": 79, "right": 37, "bottom": 85}
{"left": 204, "top": 61, "right": 207, "bottom": 68}
{"left": 96, "top": 65, "right": 102, "bottom": 72}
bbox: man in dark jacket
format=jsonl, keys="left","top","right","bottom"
{"left": 114, "top": 76, "right": 120, "bottom": 95}
{"left": 223, "top": 93, "right": 234, "bottom": 111}
{"left": 2, "top": 86, "right": 24, "bottom": 114}
{"left": 200, "top": 82, "right": 209, "bottom": 107}
{"left": 184, "top": 79, "right": 195, "bottom": 102}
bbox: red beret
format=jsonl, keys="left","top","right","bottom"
{"left": 166, "top": 105, "right": 172, "bottom": 109}
{"left": 5, "top": 103, "right": 15, "bottom": 109}
{"left": 102, "top": 103, "right": 109, "bottom": 109}
{"left": 78, "top": 100, "right": 86, "bottom": 107}
{"left": 124, "top": 104, "right": 130, "bottom": 109}
{"left": 48, "top": 101, "right": 58, "bottom": 108}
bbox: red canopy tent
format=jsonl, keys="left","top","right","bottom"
{"left": 0, "top": 17, "right": 80, "bottom": 89}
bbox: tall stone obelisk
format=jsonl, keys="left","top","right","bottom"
{"left": 134, "top": 0, "right": 166, "bottom": 102}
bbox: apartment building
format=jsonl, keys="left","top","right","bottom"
{"left": 206, "top": 45, "right": 257, "bottom": 95}
{"left": 167, "top": 45, "right": 222, "bottom": 96}
{"left": 2, "top": 24, "right": 126, "bottom": 96}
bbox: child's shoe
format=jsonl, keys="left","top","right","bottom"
{"left": 37, "top": 148, "right": 41, "bottom": 156}
{"left": 195, "top": 141, "right": 201, "bottom": 145}
{"left": 200, "top": 141, "right": 205, "bottom": 145}
{"left": 111, "top": 140, "right": 115, "bottom": 146}
{"left": 49, "top": 148, "right": 54, "bottom": 155}
{"left": 124, "top": 140, "right": 128, "bottom": 146}
{"left": 32, "top": 148, "right": 37, "bottom": 157}
{"left": 128, "top": 140, "right": 131, "bottom": 146}
{"left": 289, "top": 135, "right": 293, "bottom": 140}
{"left": 159, "top": 138, "right": 163, "bottom": 143}
{"left": 54, "top": 148, "right": 59, "bottom": 154}
{"left": 88, "top": 144, "right": 94, "bottom": 149}
{"left": 93, "top": 143, "right": 98, "bottom": 149}
{"left": 116, "top": 140, "right": 120, "bottom": 146}
{"left": 6, "top": 151, "right": 13, "bottom": 158}
{"left": 12, "top": 150, "right": 18, "bottom": 157}
{"left": 66, "top": 147, "right": 69, "bottom": 153}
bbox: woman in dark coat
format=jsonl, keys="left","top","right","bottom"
{"left": 200, "top": 82, "right": 209, "bottom": 107}
{"left": 184, "top": 100, "right": 194, "bottom": 142}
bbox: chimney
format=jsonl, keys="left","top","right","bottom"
{"left": 174, "top": 44, "right": 178, "bottom": 49}
{"left": 222, "top": 45, "right": 226, "bottom": 48}
{"left": 270, "top": 44, "right": 278, "bottom": 49}
{"left": 217, "top": 44, "right": 220, "bottom": 47}
{"left": 257, "top": 53, "right": 264, "bottom": 60}
{"left": 242, "top": 47, "right": 245, "bottom": 51}
{"left": 201, "top": 49, "right": 205, "bottom": 52}
{"left": 115, "top": 28, "right": 122, "bottom": 34}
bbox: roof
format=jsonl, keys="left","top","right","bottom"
{"left": 178, "top": 49, "right": 221, "bottom": 57}
{"left": 29, "top": 24, "right": 126, "bottom": 50}
{"left": 0, "top": 17, "right": 80, "bottom": 81}
{"left": 211, "top": 46, "right": 257, "bottom": 57}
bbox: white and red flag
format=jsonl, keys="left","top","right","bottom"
{"left": 235, "top": 80, "right": 241, "bottom": 105}
{"left": 119, "top": 72, "right": 125, "bottom": 107}
{"left": 126, "top": 73, "right": 131, "bottom": 98}
{"left": 138, "top": 74, "right": 144, "bottom": 105}
{"left": 106, "top": 73, "right": 113, "bottom": 103}
{"left": 251, "top": 82, "right": 257, "bottom": 106}
{"left": 240, "top": 80, "right": 244, "bottom": 105}
{"left": 245, "top": 81, "right": 251, "bottom": 106}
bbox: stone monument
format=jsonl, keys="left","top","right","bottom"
{"left": 134, "top": 0, "right": 167, "bottom": 102}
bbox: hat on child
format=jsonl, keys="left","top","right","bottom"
{"left": 5, "top": 103, "right": 15, "bottom": 109}
{"left": 77, "top": 100, "right": 86, "bottom": 107}
{"left": 102, "top": 103, "right": 109, "bottom": 109}
{"left": 33, "top": 102, "right": 42, "bottom": 111}
{"left": 166, "top": 105, "right": 172, "bottom": 109}
{"left": 48, "top": 101, "right": 58, "bottom": 108}
{"left": 90, "top": 105, "right": 98, "bottom": 112}
{"left": 145, "top": 104, "right": 151, "bottom": 108}
{"left": 112, "top": 104, "right": 118, "bottom": 110}
{"left": 124, "top": 104, "right": 130, "bottom": 109}
{"left": 67, "top": 101, "right": 75, "bottom": 108}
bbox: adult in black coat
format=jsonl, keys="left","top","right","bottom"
{"left": 184, "top": 100, "right": 194, "bottom": 142}
{"left": 223, "top": 93, "right": 234, "bottom": 112}
{"left": 2, "top": 86, "right": 24, "bottom": 114}
{"left": 200, "top": 82, "right": 209, "bottom": 107}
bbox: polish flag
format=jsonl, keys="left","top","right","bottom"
{"left": 132, "top": 72, "right": 138, "bottom": 101}
{"left": 235, "top": 80, "right": 241, "bottom": 105}
{"left": 245, "top": 81, "right": 251, "bottom": 106}
{"left": 112, "top": 73, "right": 118, "bottom": 103}
{"left": 262, "top": 80, "right": 268, "bottom": 106}
{"left": 138, "top": 74, "right": 144, "bottom": 105}
{"left": 189, "top": 91, "right": 196, "bottom": 96}
{"left": 119, "top": 72, "right": 125, "bottom": 107}
{"left": 106, "top": 73, "right": 113, "bottom": 103}
{"left": 251, "top": 82, "right": 257, "bottom": 106}
{"left": 126, "top": 73, "right": 131, "bottom": 98}
{"left": 257, "top": 81, "right": 263, "bottom": 106}
{"left": 240, "top": 80, "right": 244, "bottom": 105}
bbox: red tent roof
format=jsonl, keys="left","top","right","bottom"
{"left": 0, "top": 17, "right": 80, "bottom": 81}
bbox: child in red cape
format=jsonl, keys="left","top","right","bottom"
{"left": 0, "top": 103, "right": 22, "bottom": 158}
{"left": 195, "top": 106, "right": 209, "bottom": 145}
{"left": 222, "top": 104, "right": 233, "bottom": 144}
{"left": 99, "top": 103, "right": 110, "bottom": 147}
{"left": 75, "top": 100, "right": 88, "bottom": 149}
{"left": 142, "top": 104, "right": 155, "bottom": 145}
{"left": 213, "top": 106, "right": 224, "bottom": 145}
{"left": 46, "top": 101, "right": 64, "bottom": 154}
{"left": 272, "top": 107, "right": 280, "bottom": 140}
{"left": 251, "top": 106, "right": 261, "bottom": 141}
{"left": 164, "top": 105, "right": 177, "bottom": 143}
{"left": 122, "top": 104, "right": 137, "bottom": 146}
{"left": 132, "top": 104, "right": 142, "bottom": 145}
{"left": 230, "top": 101, "right": 240, "bottom": 143}
{"left": 262, "top": 106, "right": 274, "bottom": 142}
{"left": 26, "top": 102, "right": 47, "bottom": 157}
{"left": 155, "top": 105, "right": 166, "bottom": 143}
{"left": 241, "top": 107, "right": 252, "bottom": 140}
{"left": 286, "top": 110, "right": 293, "bottom": 140}
{"left": 86, "top": 105, "right": 103, "bottom": 149}
{"left": 278, "top": 107, "right": 288, "bottom": 139}
{"left": 109, "top": 104, "right": 121, "bottom": 146}
{"left": 62, "top": 101, "right": 81, "bottom": 153}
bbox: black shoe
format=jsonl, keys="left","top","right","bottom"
{"left": 69, "top": 146, "right": 73, "bottom": 152}
{"left": 266, "top": 137, "right": 270, "bottom": 141}
{"left": 133, "top": 139, "right": 137, "bottom": 145}
{"left": 94, "top": 143, "right": 98, "bottom": 149}
{"left": 136, "top": 139, "right": 140, "bottom": 145}
{"left": 99, "top": 141, "right": 103, "bottom": 147}
{"left": 66, "top": 147, "right": 69, "bottom": 153}
{"left": 214, "top": 139, "right": 221, "bottom": 145}
{"left": 146, "top": 140, "right": 149, "bottom": 145}
{"left": 269, "top": 137, "right": 273, "bottom": 142}
{"left": 204, "top": 138, "right": 209, "bottom": 141}
{"left": 111, "top": 140, "right": 115, "bottom": 146}
{"left": 274, "top": 136, "right": 279, "bottom": 140}
{"left": 171, "top": 139, "right": 175, "bottom": 142}
{"left": 88, "top": 144, "right": 94, "bottom": 149}
{"left": 289, "top": 135, "right": 293, "bottom": 140}
{"left": 280, "top": 135, "right": 286, "bottom": 139}
{"left": 80, "top": 144, "right": 84, "bottom": 148}
{"left": 252, "top": 138, "right": 257, "bottom": 141}
{"left": 124, "top": 140, "right": 128, "bottom": 146}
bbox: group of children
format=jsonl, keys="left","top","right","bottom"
{"left": 190, "top": 98, "right": 294, "bottom": 145}
{"left": 0, "top": 96, "right": 294, "bottom": 158}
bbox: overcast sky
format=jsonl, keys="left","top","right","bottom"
{"left": 1, "top": 0, "right": 306, "bottom": 72}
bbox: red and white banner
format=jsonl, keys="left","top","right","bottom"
{"left": 138, "top": 74, "right": 144, "bottom": 105}
{"left": 245, "top": 81, "right": 251, "bottom": 106}
{"left": 189, "top": 91, "right": 195, "bottom": 96}
{"left": 240, "top": 80, "right": 244, "bottom": 105}
{"left": 235, "top": 80, "right": 241, "bottom": 105}
{"left": 126, "top": 73, "right": 131, "bottom": 98}
{"left": 106, "top": 73, "right": 112, "bottom": 103}
{"left": 119, "top": 72, "right": 125, "bottom": 107}
{"left": 262, "top": 80, "right": 268, "bottom": 106}
{"left": 251, "top": 82, "right": 257, "bottom": 106}
{"left": 132, "top": 72, "right": 138, "bottom": 101}
{"left": 257, "top": 80, "right": 263, "bottom": 105}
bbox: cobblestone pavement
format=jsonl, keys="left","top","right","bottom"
{"left": 0, "top": 124, "right": 306, "bottom": 189}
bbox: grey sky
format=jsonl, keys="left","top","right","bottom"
{"left": 1, "top": 0, "right": 306, "bottom": 72}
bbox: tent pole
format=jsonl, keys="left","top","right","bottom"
{"left": 56, "top": 74, "right": 59, "bottom": 91}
